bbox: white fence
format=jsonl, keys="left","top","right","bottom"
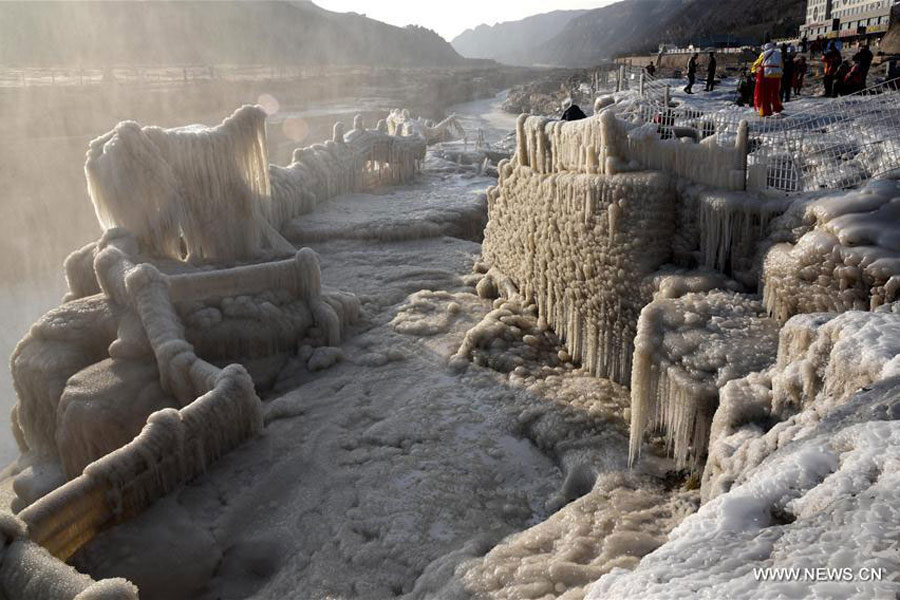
{"left": 616, "top": 65, "right": 900, "bottom": 192}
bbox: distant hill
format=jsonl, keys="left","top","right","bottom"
{"left": 0, "top": 1, "right": 465, "bottom": 67}
{"left": 451, "top": 10, "right": 589, "bottom": 66}
{"left": 455, "top": 0, "right": 806, "bottom": 67}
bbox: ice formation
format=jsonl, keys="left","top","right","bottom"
{"left": 3, "top": 104, "right": 398, "bottom": 599}
{"left": 484, "top": 162, "right": 676, "bottom": 385}
{"left": 628, "top": 290, "right": 779, "bottom": 470}
{"left": 586, "top": 271, "right": 900, "bottom": 598}
{"left": 12, "top": 228, "right": 357, "bottom": 484}
{"left": 386, "top": 108, "right": 465, "bottom": 145}
{"left": 7, "top": 81, "right": 900, "bottom": 600}
{"left": 86, "top": 105, "right": 290, "bottom": 261}
{"left": 763, "top": 179, "right": 900, "bottom": 322}
{"left": 86, "top": 105, "right": 427, "bottom": 262}
{"left": 702, "top": 308, "right": 900, "bottom": 501}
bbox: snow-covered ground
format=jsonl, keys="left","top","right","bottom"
{"left": 8, "top": 81, "right": 900, "bottom": 600}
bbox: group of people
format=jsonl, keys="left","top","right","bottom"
{"left": 643, "top": 36, "right": 878, "bottom": 119}
{"left": 732, "top": 39, "right": 874, "bottom": 116}
{"left": 823, "top": 41, "right": 873, "bottom": 97}
{"left": 682, "top": 51, "right": 717, "bottom": 94}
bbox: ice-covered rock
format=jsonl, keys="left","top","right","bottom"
{"left": 763, "top": 179, "right": 900, "bottom": 322}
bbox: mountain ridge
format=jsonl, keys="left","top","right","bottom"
{"left": 453, "top": 0, "right": 806, "bottom": 67}
{"left": 452, "top": 10, "right": 590, "bottom": 66}
{"left": 0, "top": 0, "right": 466, "bottom": 67}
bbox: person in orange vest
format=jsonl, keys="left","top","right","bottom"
{"left": 751, "top": 43, "right": 784, "bottom": 117}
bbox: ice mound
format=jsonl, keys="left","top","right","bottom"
{"left": 0, "top": 513, "right": 138, "bottom": 599}
{"left": 763, "top": 179, "right": 900, "bottom": 322}
{"left": 591, "top": 310, "right": 900, "bottom": 600}
{"left": 703, "top": 309, "right": 900, "bottom": 502}
{"left": 461, "top": 472, "right": 698, "bottom": 600}
{"left": 629, "top": 290, "right": 779, "bottom": 470}
{"left": 589, "top": 390, "right": 900, "bottom": 600}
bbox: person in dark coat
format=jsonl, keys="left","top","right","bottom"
{"left": 705, "top": 52, "right": 717, "bottom": 91}
{"left": 646, "top": 61, "right": 657, "bottom": 77}
{"left": 684, "top": 52, "right": 699, "bottom": 94}
{"left": 561, "top": 103, "right": 587, "bottom": 121}
{"left": 781, "top": 45, "right": 795, "bottom": 102}
{"left": 736, "top": 68, "right": 755, "bottom": 106}
{"left": 853, "top": 44, "right": 874, "bottom": 88}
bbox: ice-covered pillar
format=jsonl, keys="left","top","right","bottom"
{"left": 353, "top": 114, "right": 364, "bottom": 131}
{"left": 639, "top": 71, "right": 645, "bottom": 96}
{"left": 516, "top": 113, "right": 529, "bottom": 168}
{"left": 736, "top": 119, "right": 749, "bottom": 191}
{"left": 333, "top": 122, "right": 345, "bottom": 144}
{"left": 663, "top": 85, "right": 671, "bottom": 107}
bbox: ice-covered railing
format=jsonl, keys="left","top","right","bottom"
{"left": 6, "top": 235, "right": 342, "bottom": 595}
{"left": 269, "top": 113, "right": 427, "bottom": 231}
{"left": 385, "top": 108, "right": 465, "bottom": 145}
{"left": 514, "top": 103, "right": 749, "bottom": 191}
{"left": 0, "top": 514, "right": 138, "bottom": 599}
{"left": 749, "top": 78, "right": 900, "bottom": 192}
{"left": 18, "top": 365, "right": 259, "bottom": 560}
{"left": 623, "top": 73, "right": 900, "bottom": 193}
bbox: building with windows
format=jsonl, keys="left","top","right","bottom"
{"left": 801, "top": 0, "right": 898, "bottom": 42}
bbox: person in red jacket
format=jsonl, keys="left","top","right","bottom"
{"left": 823, "top": 42, "right": 842, "bottom": 97}
{"left": 752, "top": 43, "right": 784, "bottom": 117}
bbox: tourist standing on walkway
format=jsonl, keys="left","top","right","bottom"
{"left": 705, "top": 52, "right": 717, "bottom": 92}
{"left": 793, "top": 54, "right": 808, "bottom": 95}
{"left": 781, "top": 45, "right": 796, "bottom": 102}
{"left": 752, "top": 43, "right": 784, "bottom": 116}
{"left": 685, "top": 52, "right": 699, "bottom": 94}
{"left": 853, "top": 44, "right": 874, "bottom": 88}
{"left": 823, "top": 42, "right": 843, "bottom": 97}
{"left": 646, "top": 61, "right": 656, "bottom": 77}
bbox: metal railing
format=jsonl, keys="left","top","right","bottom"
{"left": 614, "top": 65, "right": 900, "bottom": 192}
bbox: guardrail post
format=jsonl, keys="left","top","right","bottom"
{"left": 619, "top": 65, "right": 626, "bottom": 91}
{"left": 639, "top": 71, "right": 645, "bottom": 96}
{"left": 663, "top": 84, "right": 671, "bottom": 107}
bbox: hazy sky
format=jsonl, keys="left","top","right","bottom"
{"left": 314, "top": 1, "right": 615, "bottom": 41}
